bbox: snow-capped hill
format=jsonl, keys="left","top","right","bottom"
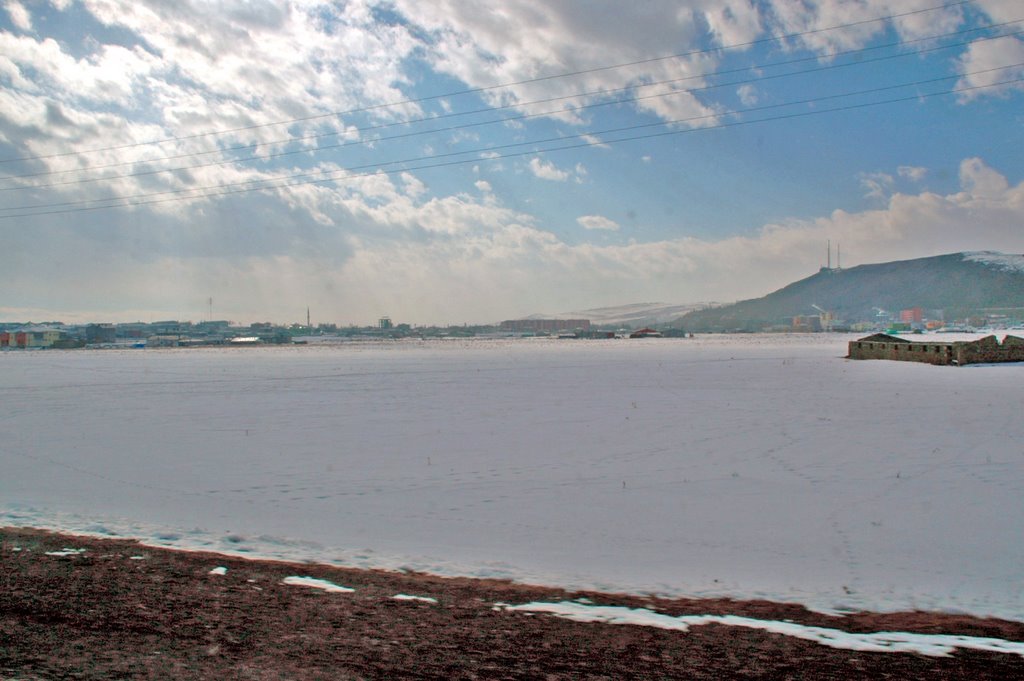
{"left": 676, "top": 251, "right": 1024, "bottom": 331}
{"left": 560, "top": 302, "right": 709, "bottom": 327}
{"left": 522, "top": 302, "right": 710, "bottom": 328}
{"left": 962, "top": 251, "right": 1024, "bottom": 274}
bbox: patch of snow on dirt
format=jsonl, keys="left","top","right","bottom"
{"left": 392, "top": 594, "right": 438, "bottom": 604}
{"left": 282, "top": 576, "right": 354, "bottom": 593}
{"left": 504, "top": 602, "right": 1024, "bottom": 657}
{"left": 44, "top": 548, "right": 85, "bottom": 557}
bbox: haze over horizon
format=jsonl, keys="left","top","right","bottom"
{"left": 2, "top": 0, "right": 1023, "bottom": 326}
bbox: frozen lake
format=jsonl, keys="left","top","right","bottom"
{"left": 2, "top": 335, "right": 1023, "bottom": 620}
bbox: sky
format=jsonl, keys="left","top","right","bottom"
{"left": 1, "top": 0, "right": 1022, "bottom": 326}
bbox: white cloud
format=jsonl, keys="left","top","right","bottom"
{"left": 577, "top": 215, "right": 620, "bottom": 231}
{"left": 529, "top": 157, "right": 570, "bottom": 181}
{"left": 1, "top": 3, "right": 1021, "bottom": 326}
{"left": 21, "top": 0, "right": 425, "bottom": 152}
{"left": 0, "top": 0, "right": 444, "bottom": 223}
{"left": 580, "top": 134, "right": 608, "bottom": 148}
{"left": 4, "top": 155, "right": 1023, "bottom": 324}
{"left": 858, "top": 171, "right": 893, "bottom": 200}
{"left": 4, "top": 1, "right": 31, "bottom": 30}
{"left": 0, "top": 33, "right": 158, "bottom": 106}
{"left": 389, "top": 0, "right": 726, "bottom": 127}
{"left": 698, "top": 0, "right": 763, "bottom": 47}
{"left": 958, "top": 156, "right": 1009, "bottom": 199}
{"left": 401, "top": 172, "right": 427, "bottom": 199}
{"left": 955, "top": 35, "right": 1024, "bottom": 101}
{"left": 378, "top": 0, "right": 984, "bottom": 131}
{"left": 897, "top": 166, "right": 927, "bottom": 182}
{"left": 973, "top": 0, "right": 1022, "bottom": 25}
{"left": 763, "top": 0, "right": 963, "bottom": 55}
{"left": 736, "top": 84, "right": 758, "bottom": 106}
{"left": 328, "top": 159, "right": 1024, "bottom": 319}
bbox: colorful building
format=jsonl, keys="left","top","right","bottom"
{"left": 900, "top": 307, "right": 924, "bottom": 323}
{"left": 1, "top": 327, "right": 64, "bottom": 348}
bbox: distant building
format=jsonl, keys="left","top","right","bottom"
{"left": 499, "top": 319, "right": 591, "bottom": 333}
{"left": 379, "top": 317, "right": 393, "bottom": 330}
{"left": 151, "top": 320, "right": 191, "bottom": 335}
{"left": 147, "top": 335, "right": 187, "bottom": 347}
{"left": 900, "top": 307, "right": 924, "bottom": 323}
{"left": 116, "top": 323, "right": 151, "bottom": 339}
{"left": 1, "top": 327, "right": 64, "bottom": 348}
{"left": 848, "top": 333, "right": 1024, "bottom": 366}
{"left": 792, "top": 315, "right": 822, "bottom": 332}
{"left": 86, "top": 323, "right": 116, "bottom": 344}
{"left": 195, "top": 320, "right": 232, "bottom": 335}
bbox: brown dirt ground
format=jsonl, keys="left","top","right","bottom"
{"left": 2, "top": 527, "right": 1023, "bottom": 680}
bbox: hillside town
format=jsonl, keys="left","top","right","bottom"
{"left": 784, "top": 304, "right": 1024, "bottom": 334}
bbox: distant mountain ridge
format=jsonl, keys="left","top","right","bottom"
{"left": 527, "top": 302, "right": 711, "bottom": 328}
{"left": 675, "top": 251, "right": 1024, "bottom": 331}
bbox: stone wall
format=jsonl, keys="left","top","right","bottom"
{"left": 954, "top": 335, "right": 1024, "bottom": 365}
{"left": 848, "top": 334, "right": 1024, "bottom": 366}
{"left": 847, "top": 339, "right": 954, "bottom": 365}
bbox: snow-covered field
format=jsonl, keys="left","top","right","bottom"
{"left": 2, "top": 335, "right": 1023, "bottom": 620}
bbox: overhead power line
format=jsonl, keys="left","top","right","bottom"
{"left": 0, "top": 0, "right": 972, "bottom": 165}
{"left": 3, "top": 20, "right": 1018, "bottom": 191}
{"left": 1, "top": 67, "right": 1019, "bottom": 219}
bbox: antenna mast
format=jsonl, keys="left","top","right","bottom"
{"left": 827, "top": 240, "right": 831, "bottom": 269}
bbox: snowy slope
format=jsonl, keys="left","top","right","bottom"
{"left": 963, "top": 251, "right": 1024, "bottom": 274}
{"left": 681, "top": 251, "right": 1024, "bottom": 331}
{"left": 2, "top": 336, "right": 1023, "bottom": 620}
{"left": 550, "top": 302, "right": 711, "bottom": 327}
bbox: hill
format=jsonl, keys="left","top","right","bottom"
{"left": 675, "top": 251, "right": 1024, "bottom": 331}
{"left": 533, "top": 302, "right": 711, "bottom": 328}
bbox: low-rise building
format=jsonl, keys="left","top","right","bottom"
{"left": 147, "top": 335, "right": 186, "bottom": 348}
{"left": 86, "top": 323, "right": 117, "bottom": 344}
{"left": 848, "top": 333, "right": 1024, "bottom": 366}
{"left": 900, "top": 307, "right": 924, "bottom": 324}
{"left": 1, "top": 326, "right": 65, "bottom": 348}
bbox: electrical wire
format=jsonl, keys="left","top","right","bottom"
{"left": 0, "top": 0, "right": 973, "bottom": 165}
{"left": 1, "top": 68, "right": 1018, "bottom": 219}
{"left": 3, "top": 20, "right": 1018, "bottom": 190}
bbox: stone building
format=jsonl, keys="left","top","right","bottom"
{"left": 848, "top": 333, "right": 1024, "bottom": 366}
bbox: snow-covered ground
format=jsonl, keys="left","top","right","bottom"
{"left": 2, "top": 335, "right": 1022, "bottom": 620}
{"left": 500, "top": 602, "right": 1024, "bottom": 657}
